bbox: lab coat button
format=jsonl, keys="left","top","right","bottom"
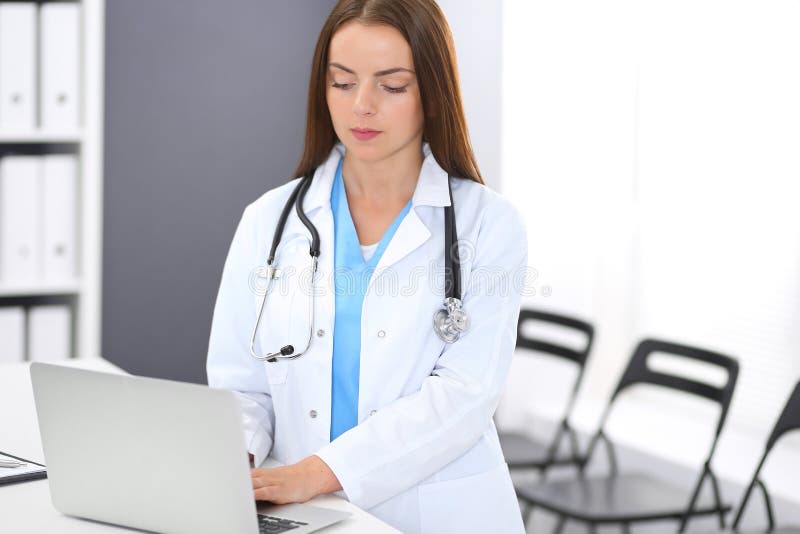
{"left": 309, "top": 410, "right": 317, "bottom": 419}
{"left": 377, "top": 330, "right": 386, "bottom": 338}
{"left": 316, "top": 329, "right": 325, "bottom": 337}
{"left": 369, "top": 410, "right": 377, "bottom": 416}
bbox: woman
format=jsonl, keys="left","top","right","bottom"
{"left": 206, "top": 0, "right": 528, "bottom": 532}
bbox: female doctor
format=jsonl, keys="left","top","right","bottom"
{"left": 206, "top": 0, "right": 528, "bottom": 532}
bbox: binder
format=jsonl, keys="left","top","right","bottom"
{"left": 40, "top": 2, "right": 81, "bottom": 129}
{"left": 0, "top": 307, "right": 25, "bottom": 363}
{"left": 0, "top": 3, "right": 37, "bottom": 130}
{"left": 28, "top": 305, "right": 71, "bottom": 361}
{"left": 42, "top": 155, "right": 78, "bottom": 281}
{"left": 0, "top": 156, "right": 42, "bottom": 283}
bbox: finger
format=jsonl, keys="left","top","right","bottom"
{"left": 252, "top": 468, "right": 282, "bottom": 486}
{"left": 251, "top": 467, "right": 278, "bottom": 479}
{"left": 251, "top": 477, "right": 262, "bottom": 489}
{"left": 254, "top": 485, "right": 279, "bottom": 502}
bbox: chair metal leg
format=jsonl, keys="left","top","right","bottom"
{"left": 678, "top": 464, "right": 710, "bottom": 533}
{"left": 621, "top": 522, "right": 631, "bottom": 534}
{"left": 522, "top": 506, "right": 536, "bottom": 532}
{"left": 708, "top": 469, "right": 726, "bottom": 530}
{"left": 540, "top": 464, "right": 550, "bottom": 482}
{"left": 520, "top": 500, "right": 532, "bottom": 528}
{"left": 554, "top": 515, "right": 567, "bottom": 534}
{"left": 588, "top": 522, "right": 598, "bottom": 534}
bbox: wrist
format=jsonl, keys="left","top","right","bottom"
{"left": 302, "top": 455, "right": 342, "bottom": 496}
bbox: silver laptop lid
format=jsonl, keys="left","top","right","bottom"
{"left": 30, "top": 362, "right": 259, "bottom": 534}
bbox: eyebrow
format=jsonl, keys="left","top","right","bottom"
{"left": 328, "top": 62, "right": 414, "bottom": 77}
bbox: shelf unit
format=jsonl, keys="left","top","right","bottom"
{"left": 0, "top": 0, "right": 104, "bottom": 361}
{"left": 0, "top": 130, "right": 82, "bottom": 143}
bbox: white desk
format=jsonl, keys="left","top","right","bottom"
{"left": 0, "top": 359, "right": 398, "bottom": 533}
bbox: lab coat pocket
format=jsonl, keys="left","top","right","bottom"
{"left": 417, "top": 462, "right": 524, "bottom": 534}
{"left": 253, "top": 233, "right": 312, "bottom": 385}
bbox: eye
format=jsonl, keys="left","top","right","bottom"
{"left": 331, "top": 82, "right": 407, "bottom": 94}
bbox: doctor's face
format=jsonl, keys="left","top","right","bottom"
{"left": 326, "top": 21, "right": 425, "bottom": 162}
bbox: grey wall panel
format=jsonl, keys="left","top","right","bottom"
{"left": 103, "top": 1, "right": 335, "bottom": 383}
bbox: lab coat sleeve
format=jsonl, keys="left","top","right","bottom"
{"left": 206, "top": 203, "right": 276, "bottom": 467}
{"left": 315, "top": 196, "right": 529, "bottom": 510}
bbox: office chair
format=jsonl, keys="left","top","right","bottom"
{"left": 515, "top": 338, "right": 739, "bottom": 533}
{"left": 498, "top": 309, "right": 594, "bottom": 474}
{"left": 729, "top": 380, "right": 800, "bottom": 534}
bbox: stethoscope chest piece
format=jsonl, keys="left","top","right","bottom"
{"left": 433, "top": 297, "right": 470, "bottom": 343}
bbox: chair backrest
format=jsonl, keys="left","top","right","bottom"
{"left": 516, "top": 309, "right": 594, "bottom": 365}
{"left": 731, "top": 380, "right": 800, "bottom": 531}
{"left": 515, "top": 308, "right": 595, "bottom": 414}
{"left": 764, "top": 380, "right": 800, "bottom": 452}
{"left": 609, "top": 338, "right": 739, "bottom": 444}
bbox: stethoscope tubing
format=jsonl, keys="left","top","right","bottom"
{"left": 250, "top": 166, "right": 466, "bottom": 361}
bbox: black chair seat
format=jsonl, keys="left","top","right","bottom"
{"left": 515, "top": 472, "right": 731, "bottom": 523}
{"left": 499, "top": 431, "right": 579, "bottom": 468}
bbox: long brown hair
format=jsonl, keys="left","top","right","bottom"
{"left": 291, "top": 0, "right": 484, "bottom": 185}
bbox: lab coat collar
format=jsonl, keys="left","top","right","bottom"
{"left": 301, "top": 140, "right": 452, "bottom": 214}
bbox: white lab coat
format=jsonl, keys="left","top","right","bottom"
{"left": 206, "top": 141, "right": 528, "bottom": 533}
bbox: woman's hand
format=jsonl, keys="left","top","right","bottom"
{"left": 251, "top": 455, "right": 342, "bottom": 504}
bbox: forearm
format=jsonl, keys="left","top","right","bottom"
{"left": 314, "top": 378, "right": 498, "bottom": 509}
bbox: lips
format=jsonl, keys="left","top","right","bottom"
{"left": 350, "top": 128, "right": 382, "bottom": 141}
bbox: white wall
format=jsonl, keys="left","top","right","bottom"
{"left": 498, "top": 0, "right": 800, "bottom": 504}
{"left": 436, "top": 0, "right": 503, "bottom": 191}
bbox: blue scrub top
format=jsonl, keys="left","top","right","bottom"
{"left": 329, "top": 157, "right": 413, "bottom": 441}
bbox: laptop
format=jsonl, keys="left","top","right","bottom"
{"left": 29, "top": 362, "right": 351, "bottom": 534}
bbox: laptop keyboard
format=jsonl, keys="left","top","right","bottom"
{"left": 257, "top": 514, "right": 308, "bottom": 533}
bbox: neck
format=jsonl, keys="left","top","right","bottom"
{"left": 341, "top": 138, "right": 424, "bottom": 208}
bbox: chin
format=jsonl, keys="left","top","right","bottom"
{"left": 343, "top": 141, "right": 386, "bottom": 161}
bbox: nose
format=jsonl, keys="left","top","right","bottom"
{"left": 353, "top": 85, "right": 377, "bottom": 117}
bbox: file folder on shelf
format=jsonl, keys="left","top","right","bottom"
{"left": 40, "top": 2, "right": 81, "bottom": 129}
{"left": 42, "top": 155, "right": 78, "bottom": 282}
{"left": 0, "top": 156, "right": 41, "bottom": 283}
{"left": 0, "top": 3, "right": 37, "bottom": 130}
{"left": 28, "top": 305, "right": 72, "bottom": 362}
{"left": 0, "top": 307, "right": 25, "bottom": 363}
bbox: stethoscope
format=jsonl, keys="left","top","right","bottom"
{"left": 249, "top": 169, "right": 469, "bottom": 362}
